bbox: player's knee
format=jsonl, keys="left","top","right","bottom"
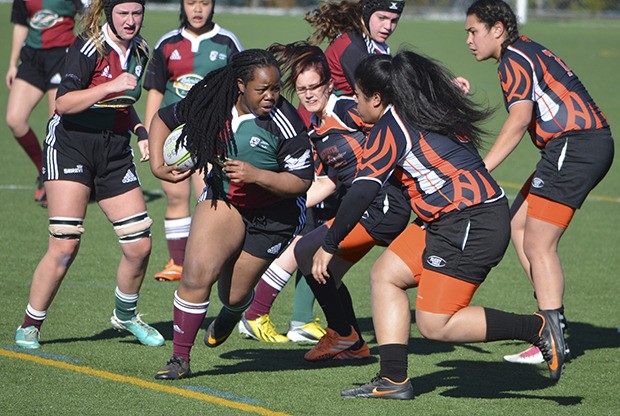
{"left": 49, "top": 217, "right": 85, "bottom": 240}
{"left": 113, "top": 211, "right": 152, "bottom": 244}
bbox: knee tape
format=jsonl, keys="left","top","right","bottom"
{"left": 49, "top": 217, "right": 85, "bottom": 240}
{"left": 113, "top": 211, "right": 153, "bottom": 243}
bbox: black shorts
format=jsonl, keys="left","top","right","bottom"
{"left": 361, "top": 184, "right": 411, "bottom": 245}
{"left": 199, "top": 196, "right": 305, "bottom": 260}
{"left": 423, "top": 198, "right": 510, "bottom": 285}
{"left": 530, "top": 128, "right": 614, "bottom": 209}
{"left": 299, "top": 205, "right": 332, "bottom": 235}
{"left": 42, "top": 115, "right": 141, "bottom": 201}
{"left": 16, "top": 46, "right": 68, "bottom": 92}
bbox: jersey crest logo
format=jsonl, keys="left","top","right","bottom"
{"left": 135, "top": 65, "right": 143, "bottom": 77}
{"left": 426, "top": 255, "right": 446, "bottom": 268}
{"left": 249, "top": 137, "right": 262, "bottom": 147}
{"left": 30, "top": 10, "right": 61, "bottom": 30}
{"left": 210, "top": 51, "right": 219, "bottom": 61}
{"left": 170, "top": 49, "right": 182, "bottom": 60}
{"left": 173, "top": 74, "right": 202, "bottom": 98}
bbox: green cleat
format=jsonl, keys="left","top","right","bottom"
{"left": 15, "top": 326, "right": 41, "bottom": 349}
{"left": 111, "top": 310, "right": 165, "bottom": 347}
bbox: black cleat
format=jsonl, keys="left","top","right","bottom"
{"left": 155, "top": 356, "right": 191, "bottom": 380}
{"left": 204, "top": 316, "right": 236, "bottom": 348}
{"left": 341, "top": 374, "right": 414, "bottom": 400}
{"left": 534, "top": 310, "right": 567, "bottom": 381}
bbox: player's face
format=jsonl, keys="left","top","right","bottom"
{"left": 465, "top": 15, "right": 503, "bottom": 61}
{"left": 368, "top": 11, "right": 400, "bottom": 44}
{"left": 184, "top": 0, "right": 213, "bottom": 32}
{"left": 111, "top": 3, "right": 144, "bottom": 40}
{"left": 295, "top": 69, "right": 332, "bottom": 117}
{"left": 354, "top": 85, "right": 383, "bottom": 124}
{"left": 237, "top": 66, "right": 281, "bottom": 117}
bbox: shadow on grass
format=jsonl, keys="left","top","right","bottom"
{"left": 414, "top": 359, "right": 583, "bottom": 405}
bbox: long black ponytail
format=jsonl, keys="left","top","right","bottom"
{"left": 355, "top": 51, "right": 494, "bottom": 149}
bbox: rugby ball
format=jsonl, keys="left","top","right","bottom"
{"left": 163, "top": 124, "right": 195, "bottom": 172}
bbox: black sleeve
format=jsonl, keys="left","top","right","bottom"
{"left": 322, "top": 180, "right": 381, "bottom": 253}
{"left": 157, "top": 102, "right": 184, "bottom": 130}
{"left": 11, "top": 0, "right": 28, "bottom": 25}
{"left": 56, "top": 36, "right": 95, "bottom": 99}
{"left": 340, "top": 42, "right": 367, "bottom": 94}
{"left": 143, "top": 45, "right": 167, "bottom": 93}
{"left": 74, "top": 0, "right": 86, "bottom": 14}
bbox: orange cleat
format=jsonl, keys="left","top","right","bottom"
{"left": 304, "top": 326, "right": 360, "bottom": 362}
{"left": 154, "top": 259, "right": 183, "bottom": 282}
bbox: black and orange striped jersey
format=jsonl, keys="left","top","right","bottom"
{"left": 354, "top": 106, "right": 504, "bottom": 222}
{"left": 309, "top": 95, "right": 367, "bottom": 188}
{"left": 499, "top": 36, "right": 608, "bottom": 148}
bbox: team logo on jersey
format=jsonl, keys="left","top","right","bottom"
{"left": 249, "top": 137, "right": 262, "bottom": 147}
{"left": 284, "top": 149, "right": 312, "bottom": 171}
{"left": 426, "top": 255, "right": 446, "bottom": 268}
{"left": 173, "top": 74, "right": 202, "bottom": 98}
{"left": 170, "top": 49, "right": 182, "bottom": 60}
{"left": 101, "top": 66, "right": 113, "bottom": 79}
{"left": 532, "top": 177, "right": 545, "bottom": 188}
{"left": 30, "top": 10, "right": 62, "bottom": 30}
{"left": 135, "top": 65, "right": 143, "bottom": 77}
{"left": 93, "top": 95, "right": 137, "bottom": 108}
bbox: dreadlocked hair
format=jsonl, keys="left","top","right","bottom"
{"left": 268, "top": 41, "right": 331, "bottom": 98}
{"left": 466, "top": 0, "right": 519, "bottom": 56}
{"left": 176, "top": 49, "right": 280, "bottom": 173}
{"left": 355, "top": 51, "right": 494, "bottom": 149}
{"left": 305, "top": 0, "right": 366, "bottom": 46}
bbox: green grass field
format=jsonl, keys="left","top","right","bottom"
{"left": 1, "top": 5, "right": 619, "bottom": 415}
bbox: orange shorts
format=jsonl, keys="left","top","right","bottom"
{"left": 385, "top": 222, "right": 425, "bottom": 285}
{"left": 327, "top": 218, "right": 381, "bottom": 263}
{"left": 415, "top": 269, "right": 479, "bottom": 315}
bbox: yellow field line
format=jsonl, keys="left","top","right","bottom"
{"left": 1, "top": 349, "right": 289, "bottom": 416}
{"left": 498, "top": 181, "right": 620, "bottom": 203}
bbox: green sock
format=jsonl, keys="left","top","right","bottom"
{"left": 114, "top": 287, "right": 138, "bottom": 321}
{"left": 291, "top": 271, "right": 316, "bottom": 324}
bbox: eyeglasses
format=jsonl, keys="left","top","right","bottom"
{"left": 295, "top": 81, "right": 328, "bottom": 95}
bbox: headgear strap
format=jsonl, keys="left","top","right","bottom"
{"left": 362, "top": 0, "right": 405, "bottom": 32}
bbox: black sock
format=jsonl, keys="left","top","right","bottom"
{"left": 379, "top": 344, "right": 409, "bottom": 382}
{"left": 304, "top": 272, "right": 351, "bottom": 336}
{"left": 484, "top": 307, "right": 543, "bottom": 344}
{"left": 337, "top": 283, "right": 364, "bottom": 343}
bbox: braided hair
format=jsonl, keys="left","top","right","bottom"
{"left": 466, "top": 0, "right": 520, "bottom": 56}
{"left": 354, "top": 51, "right": 494, "bottom": 149}
{"left": 305, "top": 0, "right": 366, "bottom": 46}
{"left": 176, "top": 49, "right": 280, "bottom": 173}
{"left": 268, "top": 41, "right": 330, "bottom": 97}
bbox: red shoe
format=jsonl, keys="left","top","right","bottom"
{"left": 154, "top": 259, "right": 183, "bottom": 281}
{"left": 304, "top": 326, "right": 359, "bottom": 362}
{"left": 34, "top": 175, "right": 46, "bottom": 203}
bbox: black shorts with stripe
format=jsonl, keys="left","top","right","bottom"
{"left": 43, "top": 114, "right": 141, "bottom": 201}
{"left": 530, "top": 128, "right": 614, "bottom": 209}
{"left": 16, "top": 46, "right": 67, "bottom": 92}
{"left": 423, "top": 198, "right": 510, "bottom": 285}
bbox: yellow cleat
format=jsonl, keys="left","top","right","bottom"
{"left": 238, "top": 315, "right": 289, "bottom": 343}
{"left": 287, "top": 317, "right": 327, "bottom": 343}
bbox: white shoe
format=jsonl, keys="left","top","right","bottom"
{"left": 503, "top": 345, "right": 545, "bottom": 364}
